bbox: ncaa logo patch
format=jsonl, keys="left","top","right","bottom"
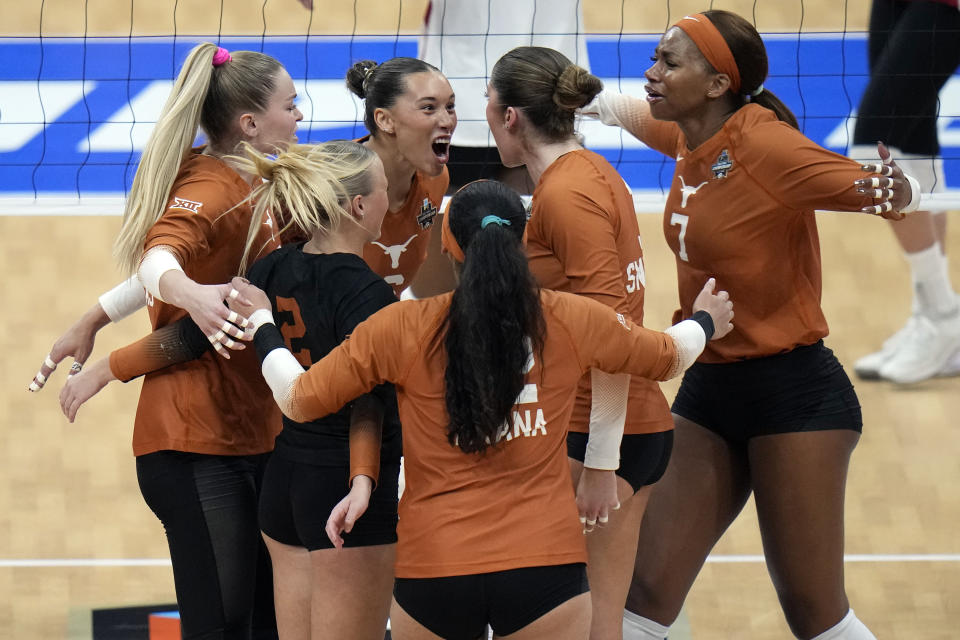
{"left": 417, "top": 198, "right": 438, "bottom": 229}
{"left": 170, "top": 197, "right": 203, "bottom": 214}
{"left": 616, "top": 313, "right": 631, "bottom": 330}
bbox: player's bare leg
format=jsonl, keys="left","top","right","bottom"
{"left": 626, "top": 415, "right": 752, "bottom": 627}
{"left": 748, "top": 429, "right": 869, "bottom": 639}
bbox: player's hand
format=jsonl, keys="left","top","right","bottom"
{"left": 227, "top": 277, "right": 272, "bottom": 320}
{"left": 167, "top": 274, "right": 251, "bottom": 358}
{"left": 59, "top": 358, "right": 117, "bottom": 423}
{"left": 692, "top": 277, "right": 734, "bottom": 340}
{"left": 855, "top": 141, "right": 911, "bottom": 220}
{"left": 30, "top": 304, "right": 110, "bottom": 392}
{"left": 325, "top": 475, "right": 374, "bottom": 549}
{"left": 576, "top": 468, "right": 619, "bottom": 534}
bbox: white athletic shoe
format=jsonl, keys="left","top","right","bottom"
{"left": 937, "top": 346, "right": 960, "bottom": 377}
{"left": 853, "top": 316, "right": 917, "bottom": 380}
{"left": 878, "top": 312, "right": 960, "bottom": 384}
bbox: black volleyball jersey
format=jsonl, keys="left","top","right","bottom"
{"left": 247, "top": 244, "right": 401, "bottom": 466}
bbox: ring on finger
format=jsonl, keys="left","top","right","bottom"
{"left": 69, "top": 362, "right": 83, "bottom": 373}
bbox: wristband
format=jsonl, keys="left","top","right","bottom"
{"left": 900, "top": 173, "right": 922, "bottom": 214}
{"left": 690, "top": 310, "right": 715, "bottom": 342}
{"left": 247, "top": 308, "right": 276, "bottom": 332}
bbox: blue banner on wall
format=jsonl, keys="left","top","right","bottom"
{"left": 1, "top": 35, "right": 958, "bottom": 197}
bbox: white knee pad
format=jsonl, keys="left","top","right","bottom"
{"left": 810, "top": 609, "right": 877, "bottom": 640}
{"left": 622, "top": 609, "right": 670, "bottom": 640}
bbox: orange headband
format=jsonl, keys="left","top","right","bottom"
{"left": 440, "top": 198, "right": 465, "bottom": 263}
{"left": 673, "top": 14, "right": 741, "bottom": 94}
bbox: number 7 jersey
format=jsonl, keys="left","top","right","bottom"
{"left": 643, "top": 104, "right": 880, "bottom": 362}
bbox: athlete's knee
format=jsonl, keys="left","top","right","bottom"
{"left": 776, "top": 588, "right": 849, "bottom": 639}
{"left": 624, "top": 574, "right": 680, "bottom": 627}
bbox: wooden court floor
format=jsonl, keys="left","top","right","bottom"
{"left": 3, "top": 1, "right": 958, "bottom": 639}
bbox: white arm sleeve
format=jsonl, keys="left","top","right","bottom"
{"left": 98, "top": 275, "right": 146, "bottom": 322}
{"left": 138, "top": 246, "right": 184, "bottom": 303}
{"left": 663, "top": 319, "right": 708, "bottom": 378}
{"left": 261, "top": 347, "right": 305, "bottom": 419}
{"left": 580, "top": 89, "right": 638, "bottom": 129}
{"left": 584, "top": 370, "right": 630, "bottom": 470}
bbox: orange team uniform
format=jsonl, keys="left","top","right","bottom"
{"left": 527, "top": 149, "right": 672, "bottom": 435}
{"left": 121, "top": 149, "right": 282, "bottom": 456}
{"left": 358, "top": 140, "right": 449, "bottom": 295}
{"left": 619, "top": 103, "right": 879, "bottom": 362}
{"left": 281, "top": 289, "right": 679, "bottom": 578}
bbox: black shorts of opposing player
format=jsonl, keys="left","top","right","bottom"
{"left": 566, "top": 430, "right": 674, "bottom": 493}
{"left": 444, "top": 146, "right": 506, "bottom": 191}
{"left": 393, "top": 563, "right": 588, "bottom": 640}
{"left": 258, "top": 455, "right": 400, "bottom": 551}
{"left": 671, "top": 340, "right": 863, "bottom": 445}
{"left": 853, "top": 0, "right": 960, "bottom": 155}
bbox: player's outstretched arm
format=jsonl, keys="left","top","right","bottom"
{"left": 29, "top": 276, "right": 147, "bottom": 392}
{"left": 59, "top": 357, "right": 116, "bottom": 423}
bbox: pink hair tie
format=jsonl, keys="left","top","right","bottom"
{"left": 212, "top": 47, "right": 232, "bottom": 67}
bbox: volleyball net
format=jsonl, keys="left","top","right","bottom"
{"left": 1, "top": 0, "right": 958, "bottom": 214}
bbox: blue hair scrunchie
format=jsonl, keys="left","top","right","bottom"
{"left": 480, "top": 215, "right": 511, "bottom": 229}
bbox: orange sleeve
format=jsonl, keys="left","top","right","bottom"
{"left": 108, "top": 318, "right": 209, "bottom": 382}
{"left": 290, "top": 302, "right": 414, "bottom": 422}
{"left": 536, "top": 173, "right": 630, "bottom": 312}
{"left": 737, "top": 120, "right": 878, "bottom": 213}
{"left": 348, "top": 394, "right": 384, "bottom": 487}
{"left": 143, "top": 176, "right": 234, "bottom": 265}
{"left": 551, "top": 292, "right": 678, "bottom": 380}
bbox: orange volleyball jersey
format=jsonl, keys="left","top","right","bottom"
{"left": 527, "top": 149, "right": 671, "bottom": 434}
{"left": 285, "top": 289, "right": 678, "bottom": 578}
{"left": 362, "top": 167, "right": 449, "bottom": 296}
{"left": 131, "top": 150, "right": 282, "bottom": 456}
{"left": 632, "top": 103, "right": 879, "bottom": 362}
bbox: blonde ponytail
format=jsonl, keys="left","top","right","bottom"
{"left": 114, "top": 43, "right": 285, "bottom": 275}
{"left": 231, "top": 141, "right": 379, "bottom": 274}
{"left": 114, "top": 43, "right": 217, "bottom": 274}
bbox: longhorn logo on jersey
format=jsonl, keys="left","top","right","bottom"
{"left": 711, "top": 149, "right": 733, "bottom": 179}
{"left": 169, "top": 197, "right": 202, "bottom": 214}
{"left": 417, "top": 198, "right": 439, "bottom": 229}
{"left": 371, "top": 234, "right": 418, "bottom": 269}
{"left": 678, "top": 176, "right": 708, "bottom": 208}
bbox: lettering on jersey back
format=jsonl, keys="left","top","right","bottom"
{"left": 495, "top": 343, "right": 548, "bottom": 443}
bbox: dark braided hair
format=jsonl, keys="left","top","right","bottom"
{"left": 443, "top": 181, "right": 546, "bottom": 453}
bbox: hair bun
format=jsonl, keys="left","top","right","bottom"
{"left": 345, "top": 60, "right": 379, "bottom": 99}
{"left": 553, "top": 64, "right": 603, "bottom": 111}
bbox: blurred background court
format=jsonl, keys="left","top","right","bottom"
{"left": 2, "top": 1, "right": 958, "bottom": 638}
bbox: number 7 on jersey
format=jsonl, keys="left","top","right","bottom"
{"left": 670, "top": 212, "right": 689, "bottom": 262}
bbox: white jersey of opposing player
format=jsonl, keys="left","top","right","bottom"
{"left": 419, "top": 0, "right": 589, "bottom": 148}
